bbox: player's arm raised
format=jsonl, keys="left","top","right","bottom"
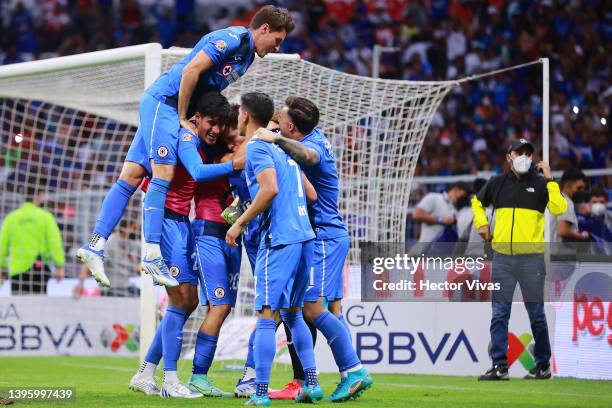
{"left": 179, "top": 52, "right": 215, "bottom": 133}
{"left": 226, "top": 168, "right": 278, "bottom": 247}
{"left": 256, "top": 128, "right": 319, "bottom": 166}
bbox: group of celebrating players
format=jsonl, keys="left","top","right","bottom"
{"left": 76, "top": 5, "right": 372, "bottom": 406}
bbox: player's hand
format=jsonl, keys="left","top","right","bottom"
{"left": 180, "top": 118, "right": 197, "bottom": 135}
{"left": 226, "top": 223, "right": 243, "bottom": 248}
{"left": 254, "top": 128, "right": 279, "bottom": 143}
{"left": 579, "top": 230, "right": 590, "bottom": 241}
{"left": 536, "top": 161, "right": 552, "bottom": 179}
{"left": 478, "top": 225, "right": 492, "bottom": 242}
{"left": 54, "top": 266, "right": 65, "bottom": 281}
{"left": 232, "top": 153, "right": 246, "bottom": 170}
{"left": 441, "top": 216, "right": 455, "bottom": 225}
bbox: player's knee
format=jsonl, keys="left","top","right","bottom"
{"left": 118, "top": 162, "right": 146, "bottom": 187}
{"left": 152, "top": 163, "right": 175, "bottom": 181}
{"left": 302, "top": 303, "right": 321, "bottom": 322}
{"left": 211, "top": 304, "right": 232, "bottom": 320}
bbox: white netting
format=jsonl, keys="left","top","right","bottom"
{"left": 0, "top": 45, "right": 453, "bottom": 360}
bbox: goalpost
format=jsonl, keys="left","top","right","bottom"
{"left": 0, "top": 44, "right": 550, "bottom": 362}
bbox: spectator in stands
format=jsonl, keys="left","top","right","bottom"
{"left": 0, "top": 184, "right": 65, "bottom": 294}
{"left": 577, "top": 188, "right": 612, "bottom": 243}
{"left": 412, "top": 181, "right": 470, "bottom": 243}
{"left": 551, "top": 169, "right": 590, "bottom": 242}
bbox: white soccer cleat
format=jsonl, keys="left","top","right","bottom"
{"left": 77, "top": 245, "right": 111, "bottom": 287}
{"left": 129, "top": 372, "right": 160, "bottom": 396}
{"left": 142, "top": 256, "right": 179, "bottom": 287}
{"left": 160, "top": 381, "right": 202, "bottom": 399}
{"left": 234, "top": 376, "right": 257, "bottom": 398}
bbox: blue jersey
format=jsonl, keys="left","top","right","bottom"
{"left": 300, "top": 127, "right": 348, "bottom": 239}
{"left": 147, "top": 26, "right": 255, "bottom": 101}
{"left": 245, "top": 139, "right": 315, "bottom": 248}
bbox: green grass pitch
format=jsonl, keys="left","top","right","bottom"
{"left": 1, "top": 356, "right": 611, "bottom": 407}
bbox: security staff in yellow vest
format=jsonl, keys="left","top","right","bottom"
{"left": 471, "top": 139, "right": 567, "bottom": 381}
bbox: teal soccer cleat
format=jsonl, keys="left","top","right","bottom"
{"left": 325, "top": 369, "right": 372, "bottom": 402}
{"left": 295, "top": 384, "right": 323, "bottom": 403}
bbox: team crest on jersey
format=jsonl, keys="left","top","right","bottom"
{"left": 181, "top": 133, "right": 192, "bottom": 142}
{"left": 214, "top": 287, "right": 225, "bottom": 299}
{"left": 221, "top": 64, "right": 233, "bottom": 77}
{"left": 169, "top": 266, "right": 180, "bottom": 277}
{"left": 215, "top": 40, "right": 228, "bottom": 52}
{"left": 157, "top": 146, "right": 169, "bottom": 158}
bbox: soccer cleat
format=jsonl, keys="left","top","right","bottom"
{"left": 235, "top": 377, "right": 257, "bottom": 398}
{"left": 478, "top": 364, "right": 509, "bottom": 381}
{"left": 294, "top": 384, "right": 323, "bottom": 403}
{"left": 160, "top": 381, "right": 202, "bottom": 398}
{"left": 523, "top": 364, "right": 551, "bottom": 380}
{"left": 142, "top": 256, "right": 178, "bottom": 287}
{"left": 326, "top": 369, "right": 373, "bottom": 402}
{"left": 188, "top": 374, "right": 232, "bottom": 397}
{"left": 128, "top": 372, "right": 159, "bottom": 396}
{"left": 77, "top": 245, "right": 110, "bottom": 287}
{"left": 269, "top": 379, "right": 302, "bottom": 400}
{"left": 245, "top": 394, "right": 271, "bottom": 406}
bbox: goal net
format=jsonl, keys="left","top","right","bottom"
{"left": 0, "top": 44, "right": 454, "bottom": 363}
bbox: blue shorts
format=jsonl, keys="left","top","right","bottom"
{"left": 254, "top": 240, "right": 314, "bottom": 311}
{"left": 125, "top": 92, "right": 179, "bottom": 175}
{"left": 304, "top": 236, "right": 349, "bottom": 302}
{"left": 192, "top": 219, "right": 241, "bottom": 306}
{"left": 159, "top": 215, "right": 198, "bottom": 286}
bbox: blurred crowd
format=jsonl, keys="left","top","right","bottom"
{"left": 0, "top": 0, "right": 609, "bottom": 178}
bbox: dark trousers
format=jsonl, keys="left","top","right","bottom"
{"left": 490, "top": 252, "right": 551, "bottom": 366}
{"left": 10, "top": 261, "right": 51, "bottom": 295}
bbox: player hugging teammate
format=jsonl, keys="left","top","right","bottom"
{"left": 76, "top": 4, "right": 373, "bottom": 405}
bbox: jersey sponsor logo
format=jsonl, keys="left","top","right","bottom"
{"left": 169, "top": 265, "right": 180, "bottom": 277}
{"left": 215, "top": 40, "right": 228, "bottom": 52}
{"left": 221, "top": 64, "right": 233, "bottom": 77}
{"left": 214, "top": 287, "right": 225, "bottom": 299}
{"left": 157, "top": 146, "right": 169, "bottom": 158}
{"left": 181, "top": 133, "right": 193, "bottom": 142}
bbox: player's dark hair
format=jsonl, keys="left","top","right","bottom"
{"left": 284, "top": 96, "right": 319, "bottom": 135}
{"left": 196, "top": 91, "right": 230, "bottom": 123}
{"left": 560, "top": 168, "right": 588, "bottom": 187}
{"left": 241, "top": 92, "right": 274, "bottom": 127}
{"left": 226, "top": 104, "right": 240, "bottom": 129}
{"left": 250, "top": 5, "right": 295, "bottom": 33}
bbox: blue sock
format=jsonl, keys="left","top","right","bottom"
{"left": 313, "top": 311, "right": 360, "bottom": 372}
{"left": 162, "top": 305, "right": 188, "bottom": 371}
{"left": 245, "top": 329, "right": 256, "bottom": 369}
{"left": 254, "top": 318, "right": 276, "bottom": 387}
{"left": 193, "top": 332, "right": 217, "bottom": 375}
{"left": 256, "top": 383, "right": 269, "bottom": 397}
{"left": 143, "top": 178, "right": 170, "bottom": 245}
{"left": 144, "top": 322, "right": 163, "bottom": 365}
{"left": 304, "top": 368, "right": 318, "bottom": 387}
{"left": 338, "top": 314, "right": 352, "bottom": 343}
{"left": 93, "top": 179, "right": 136, "bottom": 239}
{"left": 280, "top": 311, "right": 317, "bottom": 379}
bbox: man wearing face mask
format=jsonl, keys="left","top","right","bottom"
{"left": 551, "top": 169, "right": 590, "bottom": 242}
{"left": 577, "top": 188, "right": 612, "bottom": 243}
{"left": 471, "top": 139, "right": 567, "bottom": 381}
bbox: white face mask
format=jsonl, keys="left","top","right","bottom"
{"left": 591, "top": 202, "right": 606, "bottom": 217}
{"left": 512, "top": 155, "right": 532, "bottom": 174}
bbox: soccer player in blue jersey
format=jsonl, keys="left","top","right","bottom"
{"left": 77, "top": 6, "right": 294, "bottom": 288}
{"left": 129, "top": 92, "right": 238, "bottom": 399}
{"left": 225, "top": 92, "right": 322, "bottom": 406}
{"left": 256, "top": 97, "right": 373, "bottom": 402}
